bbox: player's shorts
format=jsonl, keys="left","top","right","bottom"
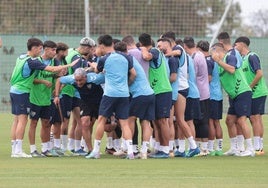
{"left": 209, "top": 99, "right": 223, "bottom": 120}
{"left": 72, "top": 97, "right": 80, "bottom": 109}
{"left": 29, "top": 103, "right": 51, "bottom": 120}
{"left": 155, "top": 92, "right": 172, "bottom": 119}
{"left": 129, "top": 94, "right": 155, "bottom": 121}
{"left": 251, "top": 96, "right": 266, "bottom": 115}
{"left": 194, "top": 99, "right": 209, "bottom": 138}
{"left": 60, "top": 94, "right": 73, "bottom": 119}
{"left": 10, "top": 93, "right": 30, "bottom": 115}
{"left": 227, "top": 91, "right": 252, "bottom": 117}
{"left": 50, "top": 101, "right": 62, "bottom": 125}
{"left": 80, "top": 101, "right": 100, "bottom": 118}
{"left": 99, "top": 95, "right": 129, "bottom": 119}
{"left": 185, "top": 97, "right": 201, "bottom": 121}
{"left": 178, "top": 88, "right": 189, "bottom": 98}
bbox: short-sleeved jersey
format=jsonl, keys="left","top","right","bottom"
{"left": 219, "top": 50, "right": 251, "bottom": 99}
{"left": 192, "top": 51, "right": 210, "bottom": 101}
{"left": 166, "top": 56, "right": 179, "bottom": 101}
{"left": 29, "top": 58, "right": 56, "bottom": 106}
{"left": 97, "top": 52, "right": 132, "bottom": 97}
{"left": 128, "top": 48, "right": 149, "bottom": 79}
{"left": 187, "top": 55, "right": 200, "bottom": 99}
{"left": 241, "top": 52, "right": 268, "bottom": 98}
{"left": 206, "top": 55, "right": 223, "bottom": 101}
{"left": 173, "top": 45, "right": 189, "bottom": 91}
{"left": 129, "top": 56, "right": 154, "bottom": 98}
{"left": 10, "top": 54, "right": 47, "bottom": 94}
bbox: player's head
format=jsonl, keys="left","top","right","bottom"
{"left": 157, "top": 38, "right": 172, "bottom": 54}
{"left": 114, "top": 41, "right": 128, "bottom": 53}
{"left": 210, "top": 42, "right": 225, "bottom": 55}
{"left": 74, "top": 68, "right": 87, "bottom": 88}
{"left": 234, "top": 36, "right": 250, "bottom": 53}
{"left": 56, "top": 42, "right": 69, "bottom": 57}
{"left": 98, "top": 35, "right": 113, "bottom": 47}
{"left": 122, "top": 35, "right": 136, "bottom": 46}
{"left": 43, "top": 40, "right": 57, "bottom": 58}
{"left": 183, "top": 36, "right": 195, "bottom": 49}
{"left": 80, "top": 37, "right": 96, "bottom": 56}
{"left": 196, "top": 40, "right": 210, "bottom": 52}
{"left": 97, "top": 35, "right": 114, "bottom": 56}
{"left": 138, "top": 33, "right": 152, "bottom": 47}
{"left": 217, "top": 31, "right": 231, "bottom": 45}
{"left": 234, "top": 36, "right": 250, "bottom": 46}
{"left": 27, "top": 38, "right": 43, "bottom": 57}
{"left": 162, "top": 31, "right": 176, "bottom": 42}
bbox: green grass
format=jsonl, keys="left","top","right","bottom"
{"left": 0, "top": 113, "right": 268, "bottom": 188}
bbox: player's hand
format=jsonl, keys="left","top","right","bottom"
{"left": 44, "top": 80, "right": 52, "bottom": 88}
{"left": 54, "top": 96, "right": 60, "bottom": 105}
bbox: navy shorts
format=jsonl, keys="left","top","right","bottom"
{"left": 29, "top": 103, "right": 51, "bottom": 120}
{"left": 129, "top": 94, "right": 155, "bottom": 121}
{"left": 185, "top": 97, "right": 201, "bottom": 121}
{"left": 80, "top": 101, "right": 100, "bottom": 118}
{"left": 194, "top": 99, "right": 210, "bottom": 138}
{"left": 50, "top": 101, "right": 62, "bottom": 124}
{"left": 178, "top": 88, "right": 189, "bottom": 98}
{"left": 10, "top": 93, "right": 30, "bottom": 115}
{"left": 60, "top": 94, "right": 73, "bottom": 119}
{"left": 228, "top": 91, "right": 252, "bottom": 117}
{"left": 155, "top": 92, "right": 172, "bottom": 119}
{"left": 99, "top": 96, "right": 130, "bottom": 120}
{"left": 251, "top": 96, "right": 266, "bottom": 115}
{"left": 209, "top": 99, "right": 223, "bottom": 120}
{"left": 72, "top": 97, "right": 80, "bottom": 109}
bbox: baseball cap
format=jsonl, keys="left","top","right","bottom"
{"left": 234, "top": 36, "right": 250, "bottom": 46}
{"left": 80, "top": 37, "right": 96, "bottom": 47}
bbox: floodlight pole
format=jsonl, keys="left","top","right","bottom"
{"left": 85, "top": 0, "right": 90, "bottom": 37}
{"left": 210, "top": 0, "right": 233, "bottom": 46}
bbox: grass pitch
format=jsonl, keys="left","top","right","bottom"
{"left": 0, "top": 113, "right": 268, "bottom": 188}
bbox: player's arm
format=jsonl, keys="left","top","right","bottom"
{"left": 128, "top": 67, "right": 136, "bottom": 85}
{"left": 168, "top": 57, "right": 178, "bottom": 83}
{"left": 212, "top": 53, "right": 235, "bottom": 74}
{"left": 165, "top": 49, "right": 181, "bottom": 57}
{"left": 33, "top": 79, "right": 52, "bottom": 88}
{"left": 53, "top": 75, "right": 74, "bottom": 105}
{"left": 249, "top": 54, "right": 263, "bottom": 88}
{"left": 140, "top": 47, "right": 153, "bottom": 61}
{"left": 44, "top": 58, "right": 79, "bottom": 73}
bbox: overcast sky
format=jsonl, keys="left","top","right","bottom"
{"left": 235, "top": 0, "right": 268, "bottom": 23}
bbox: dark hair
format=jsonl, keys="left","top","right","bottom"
{"left": 235, "top": 36, "right": 250, "bottom": 46}
{"left": 43, "top": 40, "right": 57, "bottom": 49}
{"left": 183, "top": 36, "right": 195, "bottom": 48}
{"left": 157, "top": 38, "right": 172, "bottom": 47}
{"left": 162, "top": 31, "right": 176, "bottom": 41}
{"left": 27, "top": 38, "right": 43, "bottom": 50}
{"left": 112, "top": 38, "right": 121, "bottom": 45}
{"left": 56, "top": 42, "right": 69, "bottom": 53}
{"left": 122, "top": 35, "right": 135, "bottom": 46}
{"left": 196, "top": 40, "right": 210, "bottom": 52}
{"left": 217, "top": 32, "right": 230, "bottom": 40}
{"left": 138, "top": 33, "right": 152, "bottom": 47}
{"left": 175, "top": 38, "right": 183, "bottom": 46}
{"left": 114, "top": 41, "right": 127, "bottom": 53}
{"left": 98, "top": 35, "right": 113, "bottom": 47}
{"left": 217, "top": 32, "right": 231, "bottom": 45}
